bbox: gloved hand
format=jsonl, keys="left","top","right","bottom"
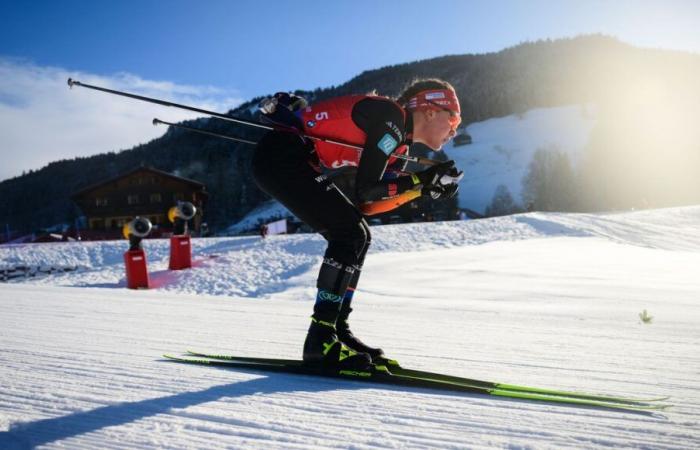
{"left": 415, "top": 160, "right": 456, "bottom": 187}
{"left": 258, "top": 92, "right": 308, "bottom": 130}
{"left": 422, "top": 183, "right": 445, "bottom": 200}
{"left": 441, "top": 182, "right": 459, "bottom": 199}
{"left": 421, "top": 182, "right": 459, "bottom": 200}
{"left": 258, "top": 92, "right": 308, "bottom": 115}
{"left": 438, "top": 167, "right": 464, "bottom": 186}
{"left": 417, "top": 161, "right": 463, "bottom": 200}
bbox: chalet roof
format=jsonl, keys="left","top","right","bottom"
{"left": 71, "top": 166, "right": 206, "bottom": 199}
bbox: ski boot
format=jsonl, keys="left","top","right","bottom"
{"left": 303, "top": 317, "right": 372, "bottom": 372}
{"left": 336, "top": 306, "right": 385, "bottom": 363}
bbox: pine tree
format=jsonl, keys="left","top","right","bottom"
{"left": 521, "top": 146, "right": 577, "bottom": 211}
{"left": 486, "top": 184, "right": 521, "bottom": 216}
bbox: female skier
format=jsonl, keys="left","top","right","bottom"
{"left": 252, "top": 79, "right": 463, "bottom": 371}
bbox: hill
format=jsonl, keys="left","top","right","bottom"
{"left": 1, "top": 35, "right": 699, "bottom": 235}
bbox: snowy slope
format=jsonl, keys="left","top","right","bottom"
{"left": 1, "top": 206, "right": 700, "bottom": 449}
{"left": 445, "top": 104, "right": 596, "bottom": 214}
{"left": 224, "top": 200, "right": 293, "bottom": 235}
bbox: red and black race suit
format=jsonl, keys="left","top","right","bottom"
{"left": 301, "top": 95, "right": 416, "bottom": 203}
{"left": 251, "top": 95, "right": 420, "bottom": 272}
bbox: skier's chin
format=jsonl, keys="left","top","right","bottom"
{"left": 425, "top": 141, "right": 444, "bottom": 151}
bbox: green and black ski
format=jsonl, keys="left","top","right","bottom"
{"left": 162, "top": 352, "right": 670, "bottom": 412}
{"left": 184, "top": 350, "right": 668, "bottom": 406}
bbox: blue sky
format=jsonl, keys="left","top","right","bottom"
{"left": 1, "top": 0, "right": 699, "bottom": 180}
{"left": 3, "top": 0, "right": 699, "bottom": 97}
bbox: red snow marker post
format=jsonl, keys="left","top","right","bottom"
{"left": 124, "top": 249, "right": 150, "bottom": 289}
{"left": 169, "top": 235, "right": 192, "bottom": 270}
{"left": 122, "top": 217, "right": 153, "bottom": 289}
{"left": 168, "top": 202, "right": 196, "bottom": 270}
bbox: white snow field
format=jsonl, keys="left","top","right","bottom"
{"left": 1, "top": 206, "right": 699, "bottom": 449}
{"left": 447, "top": 104, "right": 596, "bottom": 214}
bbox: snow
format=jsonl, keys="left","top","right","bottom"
{"left": 446, "top": 104, "right": 597, "bottom": 214}
{"left": 225, "top": 200, "right": 293, "bottom": 235}
{"left": 1, "top": 206, "right": 700, "bottom": 449}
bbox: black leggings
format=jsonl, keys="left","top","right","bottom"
{"left": 252, "top": 131, "right": 371, "bottom": 276}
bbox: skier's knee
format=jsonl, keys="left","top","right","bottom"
{"left": 325, "top": 219, "right": 370, "bottom": 266}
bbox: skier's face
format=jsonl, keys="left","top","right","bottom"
{"left": 413, "top": 108, "right": 458, "bottom": 151}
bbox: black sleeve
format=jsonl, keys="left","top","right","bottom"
{"left": 352, "top": 98, "right": 417, "bottom": 203}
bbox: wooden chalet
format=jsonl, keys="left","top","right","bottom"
{"left": 71, "top": 166, "right": 207, "bottom": 238}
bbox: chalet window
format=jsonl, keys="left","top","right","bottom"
{"left": 95, "top": 197, "right": 108, "bottom": 207}
{"left": 150, "top": 193, "right": 162, "bottom": 203}
{"left": 127, "top": 194, "right": 140, "bottom": 205}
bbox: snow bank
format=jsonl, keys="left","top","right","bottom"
{"left": 2, "top": 206, "right": 699, "bottom": 298}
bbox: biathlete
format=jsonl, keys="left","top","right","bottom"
{"left": 252, "top": 78, "right": 463, "bottom": 371}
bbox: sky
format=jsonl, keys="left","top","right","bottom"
{"left": 1, "top": 0, "right": 699, "bottom": 181}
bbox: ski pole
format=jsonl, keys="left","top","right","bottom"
{"left": 68, "top": 78, "right": 441, "bottom": 166}
{"left": 152, "top": 118, "right": 258, "bottom": 145}
{"left": 68, "top": 78, "right": 272, "bottom": 131}
{"left": 153, "top": 118, "right": 437, "bottom": 166}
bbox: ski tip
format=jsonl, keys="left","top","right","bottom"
{"left": 163, "top": 354, "right": 191, "bottom": 362}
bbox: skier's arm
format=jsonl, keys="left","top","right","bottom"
{"left": 352, "top": 99, "right": 420, "bottom": 203}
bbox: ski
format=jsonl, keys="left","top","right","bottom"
{"left": 185, "top": 350, "right": 669, "bottom": 406}
{"left": 164, "top": 354, "right": 669, "bottom": 412}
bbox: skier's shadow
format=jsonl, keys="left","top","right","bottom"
{"left": 0, "top": 364, "right": 661, "bottom": 449}
{"left": 0, "top": 370, "right": 341, "bottom": 449}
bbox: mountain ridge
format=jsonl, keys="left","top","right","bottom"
{"left": 2, "top": 34, "right": 699, "bottom": 235}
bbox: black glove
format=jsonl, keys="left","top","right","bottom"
{"left": 422, "top": 183, "right": 445, "bottom": 199}
{"left": 441, "top": 183, "right": 459, "bottom": 199}
{"left": 416, "top": 160, "right": 456, "bottom": 187}
{"left": 259, "top": 92, "right": 308, "bottom": 130}
{"left": 439, "top": 167, "right": 464, "bottom": 186}
{"left": 421, "top": 182, "right": 459, "bottom": 200}
{"left": 259, "top": 92, "right": 308, "bottom": 114}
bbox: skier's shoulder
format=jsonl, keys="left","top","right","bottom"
{"left": 353, "top": 94, "right": 403, "bottom": 117}
{"left": 351, "top": 94, "right": 406, "bottom": 136}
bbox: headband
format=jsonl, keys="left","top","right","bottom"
{"left": 405, "top": 89, "right": 461, "bottom": 114}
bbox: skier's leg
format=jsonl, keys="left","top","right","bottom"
{"left": 335, "top": 219, "right": 385, "bottom": 360}
{"left": 252, "top": 132, "right": 372, "bottom": 370}
{"left": 303, "top": 204, "right": 373, "bottom": 368}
